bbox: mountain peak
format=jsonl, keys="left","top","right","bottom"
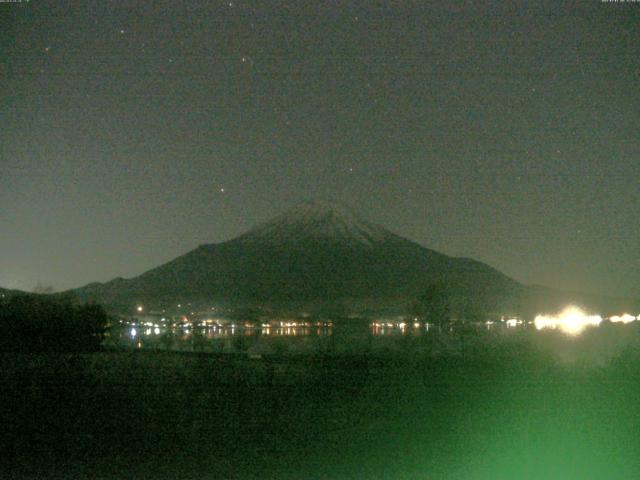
{"left": 280, "top": 200, "right": 361, "bottom": 225}
{"left": 235, "top": 200, "right": 391, "bottom": 246}
{"left": 288, "top": 199, "right": 354, "bottom": 215}
{"left": 71, "top": 199, "right": 525, "bottom": 308}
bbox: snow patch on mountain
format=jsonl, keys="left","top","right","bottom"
{"left": 235, "top": 200, "right": 392, "bottom": 246}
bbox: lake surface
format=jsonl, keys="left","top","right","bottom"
{"left": 106, "top": 320, "right": 543, "bottom": 355}
{"left": 103, "top": 319, "right": 640, "bottom": 365}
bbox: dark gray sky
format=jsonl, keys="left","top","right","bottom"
{"left": 2, "top": 1, "right": 639, "bottom": 297}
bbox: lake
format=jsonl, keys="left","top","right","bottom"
{"left": 104, "top": 319, "right": 640, "bottom": 361}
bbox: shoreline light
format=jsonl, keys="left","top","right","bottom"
{"left": 534, "top": 306, "right": 602, "bottom": 335}
{"left": 609, "top": 313, "right": 636, "bottom": 324}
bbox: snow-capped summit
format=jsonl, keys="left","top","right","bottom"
{"left": 236, "top": 200, "right": 391, "bottom": 246}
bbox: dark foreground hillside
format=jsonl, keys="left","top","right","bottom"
{"left": 0, "top": 294, "right": 107, "bottom": 353}
{"left": 3, "top": 332, "right": 640, "bottom": 479}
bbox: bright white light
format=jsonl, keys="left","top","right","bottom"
{"left": 130, "top": 328, "right": 137, "bottom": 338}
{"left": 154, "top": 327, "right": 160, "bottom": 335}
{"left": 534, "top": 306, "right": 602, "bottom": 335}
{"left": 610, "top": 313, "right": 636, "bottom": 324}
{"left": 136, "top": 306, "right": 143, "bottom": 313}
{"left": 505, "top": 318, "right": 521, "bottom": 328}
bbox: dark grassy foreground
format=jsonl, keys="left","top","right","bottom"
{"left": 2, "top": 329, "right": 640, "bottom": 479}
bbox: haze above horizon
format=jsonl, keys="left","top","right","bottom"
{"left": 2, "top": 1, "right": 638, "bottom": 297}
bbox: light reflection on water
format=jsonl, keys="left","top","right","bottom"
{"left": 119, "top": 321, "right": 524, "bottom": 343}
{"left": 111, "top": 324, "right": 336, "bottom": 353}
{"left": 111, "top": 319, "right": 530, "bottom": 353}
{"left": 106, "top": 319, "right": 640, "bottom": 361}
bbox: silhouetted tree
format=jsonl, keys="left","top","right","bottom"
{"left": 232, "top": 335, "right": 247, "bottom": 353}
{"left": 160, "top": 330, "right": 175, "bottom": 351}
{"left": 458, "top": 297, "right": 487, "bottom": 324}
{"left": 412, "top": 283, "right": 451, "bottom": 329}
{"left": 192, "top": 328, "right": 208, "bottom": 351}
{"left": 33, "top": 284, "right": 56, "bottom": 295}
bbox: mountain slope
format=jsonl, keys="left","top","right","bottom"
{"left": 73, "top": 201, "right": 523, "bottom": 312}
{"left": 0, "top": 287, "right": 28, "bottom": 299}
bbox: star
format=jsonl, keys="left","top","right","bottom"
{"left": 220, "top": 188, "right": 225, "bottom": 193}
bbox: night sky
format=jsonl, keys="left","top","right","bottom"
{"left": 2, "top": 1, "right": 639, "bottom": 298}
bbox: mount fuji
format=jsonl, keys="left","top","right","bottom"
{"left": 72, "top": 201, "right": 524, "bottom": 312}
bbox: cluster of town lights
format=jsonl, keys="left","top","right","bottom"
{"left": 534, "top": 306, "right": 639, "bottom": 335}
{"left": 133, "top": 304, "right": 638, "bottom": 338}
{"left": 369, "top": 308, "right": 639, "bottom": 337}
{"left": 609, "top": 313, "right": 637, "bottom": 324}
{"left": 534, "top": 307, "right": 601, "bottom": 335}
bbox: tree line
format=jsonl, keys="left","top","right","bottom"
{"left": 0, "top": 294, "right": 108, "bottom": 352}
{"left": 410, "top": 282, "right": 500, "bottom": 326}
